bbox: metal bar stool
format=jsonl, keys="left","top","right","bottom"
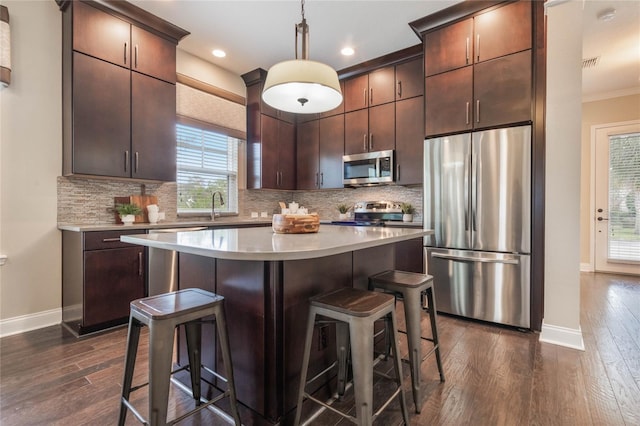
{"left": 294, "top": 287, "right": 409, "bottom": 426}
{"left": 369, "top": 270, "right": 445, "bottom": 413}
{"left": 118, "top": 288, "right": 241, "bottom": 426}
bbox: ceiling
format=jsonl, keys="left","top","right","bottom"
{"left": 129, "top": 0, "right": 640, "bottom": 101}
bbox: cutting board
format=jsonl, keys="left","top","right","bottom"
{"left": 114, "top": 195, "right": 158, "bottom": 224}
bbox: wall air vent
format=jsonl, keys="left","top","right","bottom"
{"left": 582, "top": 56, "right": 600, "bottom": 69}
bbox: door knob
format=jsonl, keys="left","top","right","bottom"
{"left": 597, "top": 208, "right": 603, "bottom": 213}
{"left": 597, "top": 216, "right": 608, "bottom": 221}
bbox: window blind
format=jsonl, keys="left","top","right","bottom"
{"left": 177, "top": 122, "right": 239, "bottom": 213}
{"left": 608, "top": 132, "right": 640, "bottom": 262}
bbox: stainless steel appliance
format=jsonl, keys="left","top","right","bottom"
{"left": 147, "top": 227, "right": 207, "bottom": 296}
{"left": 424, "top": 125, "right": 531, "bottom": 328}
{"left": 331, "top": 200, "right": 403, "bottom": 226}
{"left": 343, "top": 150, "right": 394, "bottom": 186}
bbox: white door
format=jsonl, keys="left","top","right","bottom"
{"left": 594, "top": 121, "right": 640, "bottom": 275}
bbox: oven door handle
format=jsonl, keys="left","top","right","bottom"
{"left": 431, "top": 252, "right": 519, "bottom": 265}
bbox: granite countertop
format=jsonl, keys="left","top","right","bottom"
{"left": 120, "top": 226, "right": 430, "bottom": 262}
{"left": 58, "top": 218, "right": 273, "bottom": 232}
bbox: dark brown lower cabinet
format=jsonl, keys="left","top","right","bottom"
{"left": 83, "top": 246, "right": 145, "bottom": 327}
{"left": 62, "top": 229, "right": 146, "bottom": 336}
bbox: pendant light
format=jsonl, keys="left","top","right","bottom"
{"left": 262, "top": 0, "right": 342, "bottom": 114}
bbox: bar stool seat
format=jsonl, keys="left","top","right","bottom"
{"left": 294, "top": 287, "right": 409, "bottom": 426}
{"left": 118, "top": 288, "right": 241, "bottom": 426}
{"left": 369, "top": 270, "right": 445, "bottom": 413}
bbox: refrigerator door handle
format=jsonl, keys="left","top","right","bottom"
{"left": 431, "top": 252, "right": 520, "bottom": 265}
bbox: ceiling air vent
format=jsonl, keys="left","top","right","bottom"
{"left": 582, "top": 56, "right": 600, "bottom": 69}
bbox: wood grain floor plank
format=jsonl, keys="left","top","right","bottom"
{"left": 2, "top": 273, "right": 639, "bottom": 425}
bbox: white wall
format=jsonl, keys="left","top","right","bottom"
{"left": 0, "top": 1, "right": 62, "bottom": 335}
{"left": 540, "top": 0, "right": 584, "bottom": 350}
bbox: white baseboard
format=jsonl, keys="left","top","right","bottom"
{"left": 0, "top": 308, "right": 62, "bottom": 338}
{"left": 539, "top": 321, "right": 585, "bottom": 351}
{"left": 580, "top": 262, "right": 594, "bottom": 272}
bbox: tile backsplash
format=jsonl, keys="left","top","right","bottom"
{"left": 58, "top": 176, "right": 423, "bottom": 225}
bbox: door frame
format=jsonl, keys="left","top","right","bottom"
{"left": 589, "top": 119, "right": 640, "bottom": 272}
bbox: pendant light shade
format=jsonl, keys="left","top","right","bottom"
{"left": 263, "top": 59, "right": 342, "bottom": 114}
{"left": 262, "top": 0, "right": 342, "bottom": 114}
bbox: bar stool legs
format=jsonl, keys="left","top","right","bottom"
{"left": 118, "top": 289, "right": 241, "bottom": 426}
{"left": 370, "top": 270, "right": 446, "bottom": 414}
{"left": 294, "top": 288, "right": 409, "bottom": 426}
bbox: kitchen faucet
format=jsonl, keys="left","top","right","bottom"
{"left": 211, "top": 191, "right": 225, "bottom": 221}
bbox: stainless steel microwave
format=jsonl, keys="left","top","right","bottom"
{"left": 343, "top": 150, "right": 394, "bottom": 186}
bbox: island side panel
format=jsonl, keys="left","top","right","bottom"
{"left": 282, "top": 252, "right": 353, "bottom": 417}
{"left": 216, "top": 259, "right": 268, "bottom": 418}
{"left": 352, "top": 244, "right": 397, "bottom": 289}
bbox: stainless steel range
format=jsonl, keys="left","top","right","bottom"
{"left": 331, "top": 201, "right": 404, "bottom": 226}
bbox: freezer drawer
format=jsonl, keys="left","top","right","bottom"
{"left": 425, "top": 248, "right": 530, "bottom": 328}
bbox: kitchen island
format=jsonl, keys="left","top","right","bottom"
{"left": 122, "top": 225, "right": 429, "bottom": 424}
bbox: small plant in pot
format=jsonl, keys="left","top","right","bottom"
{"left": 116, "top": 203, "right": 142, "bottom": 225}
{"left": 337, "top": 204, "right": 351, "bottom": 220}
{"left": 401, "top": 203, "right": 415, "bottom": 222}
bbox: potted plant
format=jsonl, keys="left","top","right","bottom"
{"left": 337, "top": 204, "right": 351, "bottom": 220}
{"left": 401, "top": 203, "right": 415, "bottom": 222}
{"left": 116, "top": 203, "right": 142, "bottom": 225}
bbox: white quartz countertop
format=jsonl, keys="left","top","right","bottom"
{"left": 58, "top": 219, "right": 272, "bottom": 232}
{"left": 121, "top": 226, "right": 431, "bottom": 261}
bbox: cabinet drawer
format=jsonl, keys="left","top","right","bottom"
{"left": 84, "top": 230, "right": 145, "bottom": 251}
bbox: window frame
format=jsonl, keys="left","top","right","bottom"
{"left": 176, "top": 115, "right": 244, "bottom": 218}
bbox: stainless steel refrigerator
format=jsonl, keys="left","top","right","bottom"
{"left": 424, "top": 125, "right": 531, "bottom": 328}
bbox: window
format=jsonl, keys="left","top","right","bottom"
{"left": 176, "top": 119, "right": 240, "bottom": 215}
{"left": 607, "top": 132, "right": 640, "bottom": 262}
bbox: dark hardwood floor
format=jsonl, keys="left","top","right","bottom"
{"left": 1, "top": 272, "right": 639, "bottom": 425}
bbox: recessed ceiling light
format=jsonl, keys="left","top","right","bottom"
{"left": 341, "top": 47, "right": 354, "bottom": 56}
{"left": 597, "top": 8, "right": 616, "bottom": 22}
{"left": 212, "top": 49, "right": 226, "bottom": 58}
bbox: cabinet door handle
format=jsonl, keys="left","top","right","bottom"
{"left": 370, "top": 87, "right": 373, "bottom": 104}
{"left": 135, "top": 152, "right": 139, "bottom": 173}
{"left": 476, "top": 100, "right": 480, "bottom": 123}
{"left": 363, "top": 134, "right": 367, "bottom": 151}
{"left": 466, "top": 101, "right": 470, "bottom": 124}
{"left": 396, "top": 164, "right": 400, "bottom": 180}
{"left": 124, "top": 150, "right": 129, "bottom": 173}
{"left": 134, "top": 44, "right": 138, "bottom": 68}
{"left": 369, "top": 133, "right": 373, "bottom": 151}
{"left": 397, "top": 81, "right": 402, "bottom": 98}
{"left": 123, "top": 42, "right": 127, "bottom": 64}
{"left": 138, "top": 251, "right": 143, "bottom": 276}
{"left": 363, "top": 88, "right": 367, "bottom": 107}
{"left": 476, "top": 34, "right": 480, "bottom": 62}
{"left": 320, "top": 172, "right": 324, "bottom": 186}
{"left": 315, "top": 172, "right": 319, "bottom": 188}
{"left": 102, "top": 238, "right": 121, "bottom": 243}
{"left": 465, "top": 37, "right": 470, "bottom": 64}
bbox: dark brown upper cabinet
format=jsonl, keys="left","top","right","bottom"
{"left": 424, "top": 18, "right": 473, "bottom": 77}
{"left": 60, "top": 1, "right": 188, "bottom": 181}
{"left": 423, "top": 1, "right": 533, "bottom": 136}
{"left": 424, "top": 1, "right": 531, "bottom": 77}
{"left": 395, "top": 96, "right": 424, "bottom": 185}
{"left": 344, "top": 66, "right": 395, "bottom": 112}
{"left": 243, "top": 70, "right": 297, "bottom": 190}
{"left": 345, "top": 103, "right": 395, "bottom": 155}
{"left": 296, "top": 115, "right": 344, "bottom": 190}
{"left": 72, "top": 1, "right": 177, "bottom": 84}
{"left": 473, "top": 0, "right": 532, "bottom": 64}
{"left": 395, "top": 58, "right": 423, "bottom": 100}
